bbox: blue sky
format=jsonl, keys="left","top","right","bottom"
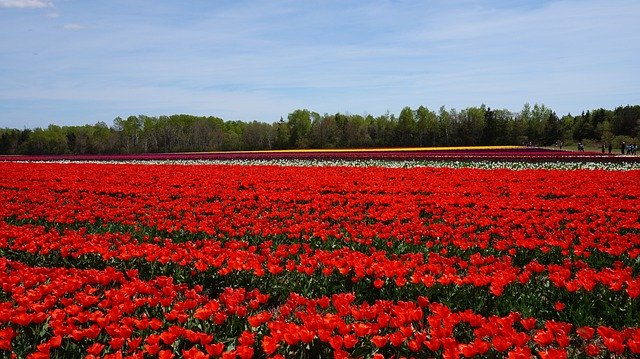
{"left": 1, "top": 0, "right": 639, "bottom": 129}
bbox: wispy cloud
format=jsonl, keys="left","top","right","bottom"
{"left": 0, "top": 0, "right": 52, "bottom": 8}
{"left": 63, "top": 23, "right": 84, "bottom": 30}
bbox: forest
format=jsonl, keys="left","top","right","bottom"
{"left": 1, "top": 103, "right": 638, "bottom": 155}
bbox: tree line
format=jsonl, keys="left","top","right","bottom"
{"left": 1, "top": 103, "right": 639, "bottom": 155}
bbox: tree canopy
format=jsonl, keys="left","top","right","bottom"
{"left": 1, "top": 104, "right": 639, "bottom": 155}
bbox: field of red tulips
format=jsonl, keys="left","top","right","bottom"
{"left": 1, "top": 161, "right": 639, "bottom": 358}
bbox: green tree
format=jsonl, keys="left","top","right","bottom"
{"left": 342, "top": 114, "right": 372, "bottom": 148}
{"left": 416, "top": 106, "right": 437, "bottom": 146}
{"left": 596, "top": 120, "right": 614, "bottom": 145}
{"left": 6, "top": 102, "right": 640, "bottom": 154}
{"left": 492, "top": 109, "right": 516, "bottom": 144}
{"left": 222, "top": 121, "right": 244, "bottom": 150}
{"left": 542, "top": 112, "right": 561, "bottom": 146}
{"left": 457, "top": 106, "right": 485, "bottom": 145}
{"left": 25, "top": 125, "right": 69, "bottom": 154}
{"left": 560, "top": 114, "right": 574, "bottom": 145}
{"left": 483, "top": 107, "right": 497, "bottom": 145}
{"left": 368, "top": 114, "right": 391, "bottom": 147}
{"left": 287, "top": 109, "right": 313, "bottom": 148}
{"left": 437, "top": 106, "right": 452, "bottom": 145}
{"left": 310, "top": 115, "right": 339, "bottom": 148}
{"left": 590, "top": 108, "right": 613, "bottom": 138}
{"left": 528, "top": 103, "right": 550, "bottom": 144}
{"left": 274, "top": 118, "right": 290, "bottom": 149}
{"left": 572, "top": 111, "right": 594, "bottom": 142}
{"left": 91, "top": 122, "right": 114, "bottom": 153}
{"left": 0, "top": 129, "right": 29, "bottom": 154}
{"left": 612, "top": 105, "right": 640, "bottom": 138}
{"left": 396, "top": 106, "right": 416, "bottom": 146}
{"left": 113, "top": 115, "right": 144, "bottom": 153}
{"left": 242, "top": 121, "right": 275, "bottom": 150}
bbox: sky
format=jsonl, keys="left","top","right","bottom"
{"left": 1, "top": 0, "right": 639, "bottom": 129}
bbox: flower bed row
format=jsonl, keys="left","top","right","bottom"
{"left": 1, "top": 146, "right": 637, "bottom": 164}
{"left": 2, "top": 258, "right": 639, "bottom": 358}
{"left": 2, "top": 164, "right": 638, "bottom": 263}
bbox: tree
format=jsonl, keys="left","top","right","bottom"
{"left": 0, "top": 129, "right": 28, "bottom": 154}
{"left": 25, "top": 125, "right": 69, "bottom": 154}
{"left": 560, "top": 114, "right": 575, "bottom": 145}
{"left": 287, "top": 109, "right": 313, "bottom": 148}
{"left": 437, "top": 106, "right": 452, "bottom": 145}
{"left": 65, "top": 125, "right": 96, "bottom": 154}
{"left": 380, "top": 112, "right": 398, "bottom": 147}
{"left": 511, "top": 110, "right": 528, "bottom": 145}
{"left": 396, "top": 106, "right": 416, "bottom": 146}
{"left": 492, "top": 109, "right": 516, "bottom": 144}
{"left": 274, "top": 118, "right": 290, "bottom": 149}
{"left": 596, "top": 120, "right": 614, "bottom": 145}
{"left": 528, "top": 103, "right": 550, "bottom": 144}
{"left": 542, "top": 112, "right": 561, "bottom": 146}
{"left": 457, "top": 106, "right": 485, "bottom": 145}
{"left": 572, "top": 111, "right": 594, "bottom": 142}
{"left": 415, "top": 106, "right": 437, "bottom": 146}
{"left": 613, "top": 105, "right": 640, "bottom": 138}
{"left": 590, "top": 108, "right": 613, "bottom": 137}
{"left": 310, "top": 115, "right": 339, "bottom": 148}
{"left": 191, "top": 117, "right": 226, "bottom": 151}
{"left": 483, "top": 107, "right": 497, "bottom": 145}
{"left": 141, "top": 116, "right": 159, "bottom": 152}
{"left": 113, "top": 116, "right": 144, "bottom": 153}
{"left": 222, "top": 121, "right": 244, "bottom": 151}
{"left": 367, "top": 113, "right": 393, "bottom": 147}
{"left": 342, "top": 114, "right": 371, "bottom": 148}
{"left": 242, "top": 121, "right": 275, "bottom": 150}
{"left": 4, "top": 102, "right": 640, "bottom": 155}
{"left": 91, "top": 122, "right": 114, "bottom": 153}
